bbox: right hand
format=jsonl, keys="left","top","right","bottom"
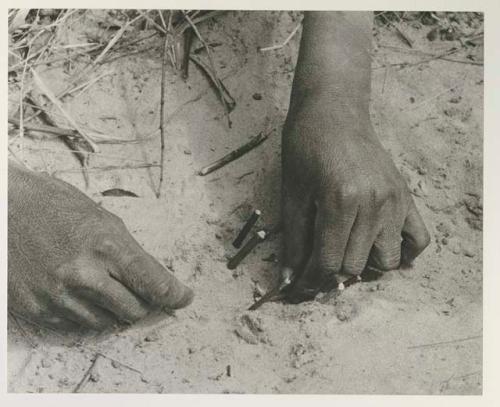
{"left": 8, "top": 161, "right": 193, "bottom": 331}
{"left": 281, "top": 97, "right": 430, "bottom": 303}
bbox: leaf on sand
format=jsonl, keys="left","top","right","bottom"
{"left": 101, "top": 188, "right": 139, "bottom": 197}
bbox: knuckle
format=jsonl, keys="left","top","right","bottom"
{"left": 93, "top": 233, "right": 122, "bottom": 257}
{"left": 337, "top": 184, "right": 361, "bottom": 204}
{"left": 372, "top": 242, "right": 401, "bottom": 271}
{"left": 317, "top": 255, "right": 342, "bottom": 278}
{"left": 374, "top": 256, "right": 399, "bottom": 271}
{"left": 341, "top": 261, "right": 365, "bottom": 275}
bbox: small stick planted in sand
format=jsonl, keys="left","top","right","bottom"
{"left": 198, "top": 131, "right": 270, "bottom": 176}
{"left": 227, "top": 230, "right": 267, "bottom": 270}
{"left": 233, "top": 209, "right": 261, "bottom": 248}
{"left": 248, "top": 268, "right": 294, "bottom": 311}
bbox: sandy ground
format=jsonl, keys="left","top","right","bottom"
{"left": 8, "top": 11, "right": 483, "bottom": 394}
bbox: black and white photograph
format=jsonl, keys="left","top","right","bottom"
{"left": 5, "top": 4, "right": 487, "bottom": 396}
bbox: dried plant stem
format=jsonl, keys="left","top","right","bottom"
{"left": 182, "top": 11, "right": 232, "bottom": 127}
{"left": 73, "top": 354, "right": 101, "bottom": 393}
{"left": 31, "top": 68, "right": 99, "bottom": 152}
{"left": 198, "top": 131, "right": 271, "bottom": 176}
{"left": 259, "top": 23, "right": 302, "bottom": 52}
{"left": 53, "top": 163, "right": 160, "bottom": 175}
{"left": 24, "top": 95, "right": 90, "bottom": 186}
{"left": 157, "top": 27, "right": 172, "bottom": 198}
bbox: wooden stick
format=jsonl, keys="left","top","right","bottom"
{"left": 157, "top": 27, "right": 171, "bottom": 198}
{"left": 31, "top": 68, "right": 99, "bottom": 153}
{"left": 407, "top": 335, "right": 482, "bottom": 350}
{"left": 189, "top": 54, "right": 236, "bottom": 113}
{"left": 227, "top": 230, "right": 267, "bottom": 270}
{"left": 73, "top": 353, "right": 101, "bottom": 393}
{"left": 9, "top": 117, "right": 77, "bottom": 137}
{"left": 182, "top": 28, "right": 194, "bottom": 79}
{"left": 182, "top": 11, "right": 232, "bottom": 127}
{"left": 198, "top": 131, "right": 271, "bottom": 176}
{"left": 8, "top": 310, "right": 143, "bottom": 377}
{"left": 233, "top": 209, "right": 261, "bottom": 248}
{"left": 53, "top": 163, "right": 160, "bottom": 175}
{"left": 248, "top": 266, "right": 293, "bottom": 310}
{"left": 259, "top": 22, "right": 302, "bottom": 52}
{"left": 23, "top": 95, "right": 91, "bottom": 186}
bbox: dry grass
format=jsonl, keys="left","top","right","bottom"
{"left": 8, "top": 9, "right": 228, "bottom": 191}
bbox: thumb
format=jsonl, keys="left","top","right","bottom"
{"left": 94, "top": 235, "right": 194, "bottom": 309}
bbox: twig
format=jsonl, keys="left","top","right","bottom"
{"left": 259, "top": 22, "right": 302, "bottom": 52}
{"left": 9, "top": 116, "right": 151, "bottom": 145}
{"left": 405, "top": 81, "right": 463, "bottom": 111}
{"left": 198, "top": 130, "right": 272, "bottom": 176}
{"left": 228, "top": 230, "right": 268, "bottom": 270}
{"left": 73, "top": 353, "right": 101, "bottom": 393}
{"left": 92, "top": 14, "right": 143, "bottom": 66}
{"left": 8, "top": 311, "right": 37, "bottom": 349}
{"left": 182, "top": 11, "right": 232, "bottom": 127}
{"left": 67, "top": 69, "right": 114, "bottom": 99}
{"left": 379, "top": 13, "right": 413, "bottom": 48}
{"left": 8, "top": 146, "right": 32, "bottom": 169}
{"left": 31, "top": 68, "right": 99, "bottom": 152}
{"left": 176, "top": 11, "right": 225, "bottom": 35}
{"left": 137, "top": 10, "right": 167, "bottom": 34}
{"left": 377, "top": 46, "right": 471, "bottom": 70}
{"left": 9, "top": 117, "right": 77, "bottom": 137}
{"left": 21, "top": 145, "right": 151, "bottom": 164}
{"left": 23, "top": 95, "right": 91, "bottom": 186}
{"left": 407, "top": 334, "right": 482, "bottom": 349}
{"left": 53, "top": 163, "right": 160, "bottom": 174}
{"left": 182, "top": 28, "right": 194, "bottom": 79}
{"left": 8, "top": 310, "right": 144, "bottom": 376}
{"left": 157, "top": 27, "right": 171, "bottom": 198}
{"left": 158, "top": 10, "right": 167, "bottom": 30}
{"left": 18, "top": 51, "right": 29, "bottom": 156}
{"left": 233, "top": 209, "right": 262, "bottom": 248}
{"left": 189, "top": 54, "right": 236, "bottom": 112}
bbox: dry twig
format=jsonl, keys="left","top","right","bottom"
{"left": 408, "top": 334, "right": 482, "bottom": 350}
{"left": 259, "top": 23, "right": 302, "bottom": 52}
{"left": 157, "top": 23, "right": 171, "bottom": 198}
{"left": 198, "top": 130, "right": 272, "bottom": 176}
{"left": 182, "top": 11, "right": 233, "bottom": 127}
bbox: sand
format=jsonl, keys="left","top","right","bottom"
{"left": 8, "top": 11, "right": 483, "bottom": 394}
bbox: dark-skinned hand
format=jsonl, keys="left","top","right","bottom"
{"left": 8, "top": 161, "right": 193, "bottom": 331}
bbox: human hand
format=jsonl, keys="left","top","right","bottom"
{"left": 281, "top": 98, "right": 430, "bottom": 303}
{"left": 8, "top": 162, "right": 193, "bottom": 331}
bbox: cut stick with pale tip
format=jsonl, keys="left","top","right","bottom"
{"left": 233, "top": 209, "right": 262, "bottom": 248}
{"left": 198, "top": 131, "right": 271, "bottom": 176}
{"left": 227, "top": 230, "right": 267, "bottom": 270}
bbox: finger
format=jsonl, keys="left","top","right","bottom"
{"left": 341, "top": 209, "right": 379, "bottom": 276}
{"left": 369, "top": 225, "right": 402, "bottom": 271}
{"left": 53, "top": 296, "right": 118, "bottom": 331}
{"left": 77, "top": 276, "right": 150, "bottom": 324}
{"left": 400, "top": 200, "right": 431, "bottom": 266}
{"left": 94, "top": 236, "right": 194, "bottom": 309}
{"left": 287, "top": 198, "right": 357, "bottom": 303}
{"left": 281, "top": 188, "right": 315, "bottom": 274}
{"left": 118, "top": 254, "right": 193, "bottom": 309}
